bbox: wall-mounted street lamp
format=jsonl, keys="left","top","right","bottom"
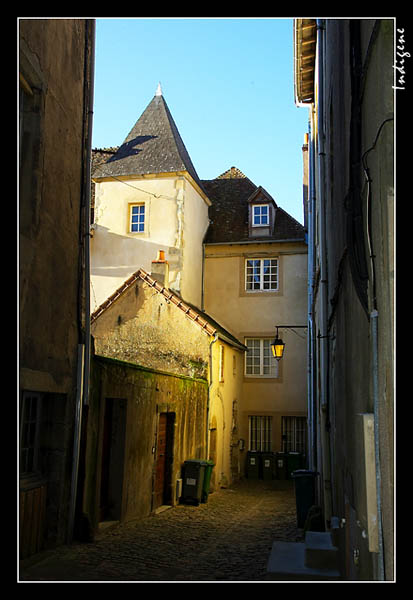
{"left": 271, "top": 326, "right": 308, "bottom": 361}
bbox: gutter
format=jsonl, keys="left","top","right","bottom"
{"left": 207, "top": 333, "right": 219, "bottom": 459}
{"left": 68, "top": 19, "right": 95, "bottom": 544}
{"left": 316, "top": 18, "right": 333, "bottom": 527}
{"left": 204, "top": 238, "right": 306, "bottom": 246}
{"left": 307, "top": 112, "right": 316, "bottom": 471}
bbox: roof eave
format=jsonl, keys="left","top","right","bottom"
{"left": 294, "top": 18, "right": 317, "bottom": 106}
{"left": 91, "top": 170, "right": 211, "bottom": 206}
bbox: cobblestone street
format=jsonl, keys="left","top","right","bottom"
{"left": 20, "top": 479, "right": 302, "bottom": 582}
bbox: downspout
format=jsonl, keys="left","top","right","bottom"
{"left": 207, "top": 333, "right": 219, "bottom": 459}
{"left": 83, "top": 17, "right": 95, "bottom": 409}
{"left": 370, "top": 310, "right": 384, "bottom": 580}
{"left": 68, "top": 19, "right": 95, "bottom": 544}
{"left": 316, "top": 18, "right": 333, "bottom": 526}
{"left": 307, "top": 113, "right": 316, "bottom": 471}
{"left": 363, "top": 124, "right": 390, "bottom": 580}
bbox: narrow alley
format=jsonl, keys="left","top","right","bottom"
{"left": 20, "top": 479, "right": 300, "bottom": 582}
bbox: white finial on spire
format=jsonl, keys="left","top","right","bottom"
{"left": 155, "top": 82, "right": 162, "bottom": 96}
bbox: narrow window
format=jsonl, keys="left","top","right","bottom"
{"left": 219, "top": 345, "right": 225, "bottom": 382}
{"left": 130, "top": 204, "right": 145, "bottom": 233}
{"left": 20, "top": 392, "right": 42, "bottom": 475}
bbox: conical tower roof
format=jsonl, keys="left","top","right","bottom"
{"left": 93, "top": 86, "right": 203, "bottom": 189}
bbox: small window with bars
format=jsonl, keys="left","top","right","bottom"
{"left": 281, "top": 416, "right": 307, "bottom": 456}
{"left": 249, "top": 415, "right": 272, "bottom": 452}
{"left": 20, "top": 392, "right": 42, "bottom": 475}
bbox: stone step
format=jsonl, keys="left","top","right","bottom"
{"left": 304, "top": 531, "right": 339, "bottom": 571}
{"left": 266, "top": 539, "right": 341, "bottom": 581}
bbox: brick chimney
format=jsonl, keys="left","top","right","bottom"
{"left": 151, "top": 250, "right": 169, "bottom": 287}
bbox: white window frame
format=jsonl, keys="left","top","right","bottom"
{"left": 129, "top": 203, "right": 145, "bottom": 233}
{"left": 245, "top": 258, "right": 278, "bottom": 292}
{"left": 252, "top": 203, "right": 269, "bottom": 227}
{"left": 249, "top": 415, "right": 272, "bottom": 451}
{"left": 245, "top": 338, "right": 279, "bottom": 378}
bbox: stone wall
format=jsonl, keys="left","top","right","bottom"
{"left": 80, "top": 354, "right": 208, "bottom": 536}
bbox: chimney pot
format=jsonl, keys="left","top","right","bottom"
{"left": 154, "top": 250, "right": 166, "bottom": 262}
{"left": 151, "top": 250, "right": 169, "bottom": 287}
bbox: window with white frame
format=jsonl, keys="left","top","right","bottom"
{"left": 249, "top": 415, "right": 272, "bottom": 451}
{"left": 245, "top": 258, "right": 278, "bottom": 291}
{"left": 130, "top": 204, "right": 145, "bottom": 233}
{"left": 20, "top": 392, "right": 42, "bottom": 475}
{"left": 245, "top": 338, "right": 279, "bottom": 377}
{"left": 252, "top": 204, "right": 269, "bottom": 226}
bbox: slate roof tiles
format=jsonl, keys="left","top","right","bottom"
{"left": 91, "top": 91, "right": 305, "bottom": 245}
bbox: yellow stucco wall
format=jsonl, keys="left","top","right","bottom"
{"left": 204, "top": 241, "right": 308, "bottom": 460}
{"left": 91, "top": 172, "right": 209, "bottom": 310}
{"left": 208, "top": 340, "right": 245, "bottom": 489}
{"left": 91, "top": 276, "right": 246, "bottom": 489}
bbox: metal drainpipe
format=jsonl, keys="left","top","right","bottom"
{"left": 370, "top": 309, "right": 385, "bottom": 580}
{"left": 316, "top": 18, "right": 333, "bottom": 526}
{"left": 363, "top": 117, "right": 392, "bottom": 580}
{"left": 68, "top": 19, "right": 95, "bottom": 544}
{"left": 207, "top": 333, "right": 219, "bottom": 459}
{"left": 307, "top": 113, "right": 316, "bottom": 472}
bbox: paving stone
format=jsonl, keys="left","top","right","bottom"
{"left": 19, "top": 479, "right": 301, "bottom": 582}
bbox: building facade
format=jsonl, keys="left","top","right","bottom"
{"left": 19, "top": 19, "right": 95, "bottom": 556}
{"left": 294, "top": 18, "right": 394, "bottom": 580}
{"left": 202, "top": 168, "right": 308, "bottom": 468}
{"left": 91, "top": 86, "right": 210, "bottom": 310}
{"left": 91, "top": 91, "right": 309, "bottom": 486}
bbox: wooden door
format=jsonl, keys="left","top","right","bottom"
{"left": 154, "top": 413, "right": 176, "bottom": 509}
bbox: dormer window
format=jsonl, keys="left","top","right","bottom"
{"left": 253, "top": 204, "right": 269, "bottom": 227}
{"left": 247, "top": 187, "right": 276, "bottom": 238}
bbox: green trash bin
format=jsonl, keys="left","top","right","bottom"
{"left": 286, "top": 452, "right": 303, "bottom": 479}
{"left": 182, "top": 460, "right": 206, "bottom": 505}
{"left": 275, "top": 452, "right": 287, "bottom": 480}
{"left": 201, "top": 460, "right": 215, "bottom": 502}
{"left": 262, "top": 453, "right": 275, "bottom": 480}
{"left": 291, "top": 469, "right": 318, "bottom": 528}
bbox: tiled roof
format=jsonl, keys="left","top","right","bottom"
{"left": 202, "top": 168, "right": 305, "bottom": 244}
{"left": 91, "top": 93, "right": 205, "bottom": 194}
{"left": 91, "top": 268, "right": 246, "bottom": 351}
{"left": 216, "top": 166, "right": 249, "bottom": 179}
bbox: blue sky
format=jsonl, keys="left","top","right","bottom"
{"left": 92, "top": 17, "right": 310, "bottom": 224}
